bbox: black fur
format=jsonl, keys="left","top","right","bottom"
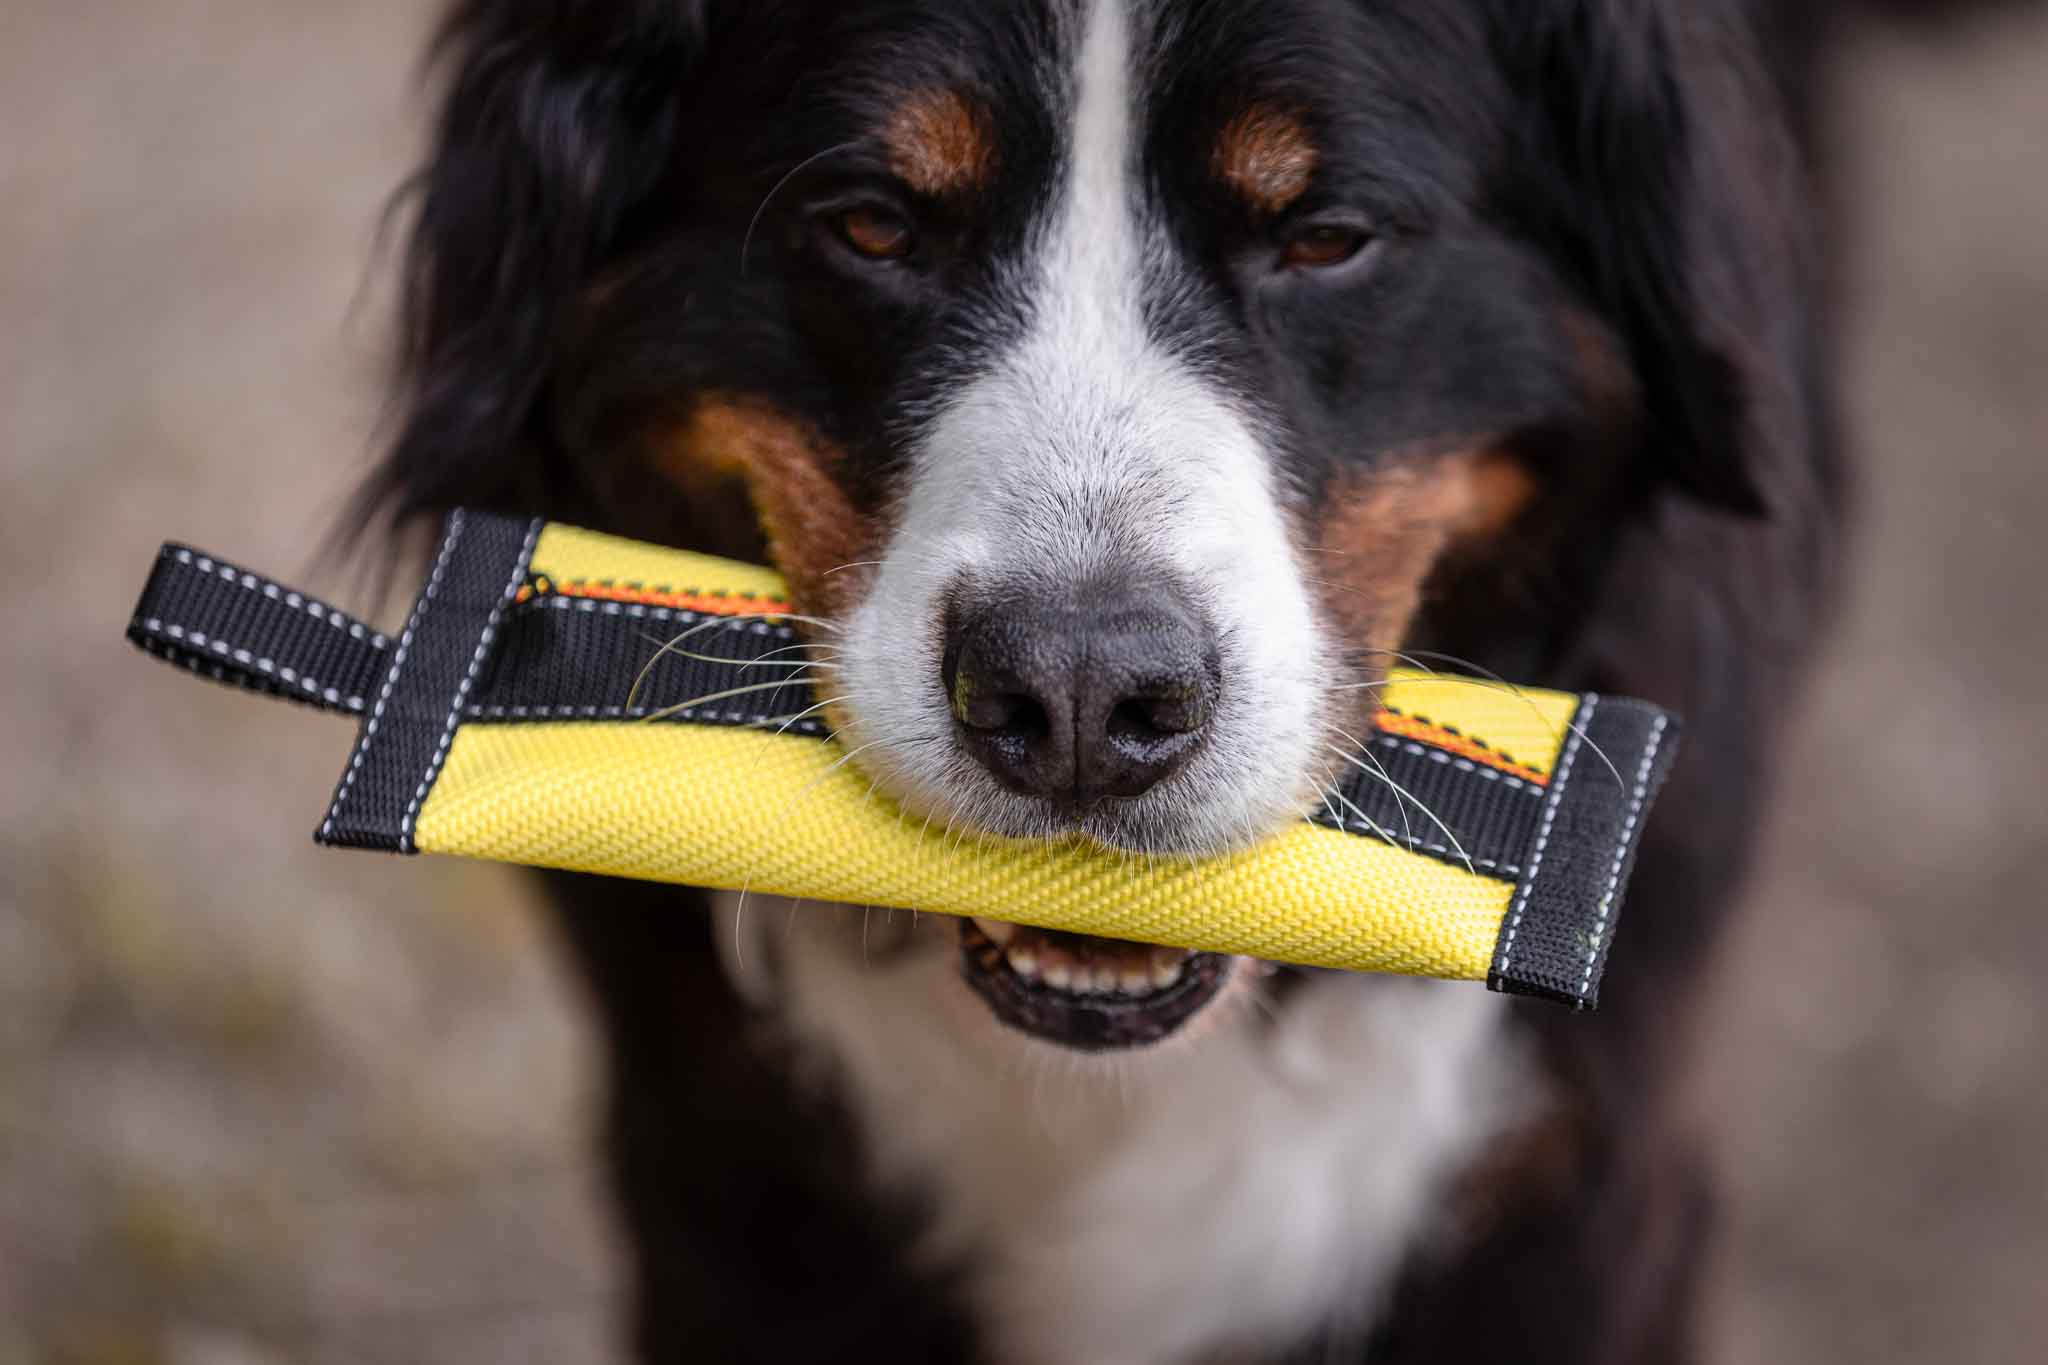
{"left": 352, "top": 1, "right": 1896, "bottom": 1359}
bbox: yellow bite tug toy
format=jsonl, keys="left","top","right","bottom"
{"left": 125, "top": 511, "right": 1680, "bottom": 1008}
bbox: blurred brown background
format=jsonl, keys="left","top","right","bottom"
{"left": 2, "top": 3, "right": 2043, "bottom": 1362}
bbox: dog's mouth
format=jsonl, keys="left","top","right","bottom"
{"left": 958, "top": 918, "right": 1236, "bottom": 1051}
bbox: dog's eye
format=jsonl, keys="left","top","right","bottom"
{"left": 834, "top": 206, "right": 915, "bottom": 261}
{"left": 1281, "top": 223, "right": 1372, "bottom": 270}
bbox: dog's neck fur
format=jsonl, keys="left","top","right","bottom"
{"left": 722, "top": 895, "right": 1523, "bottom": 1365}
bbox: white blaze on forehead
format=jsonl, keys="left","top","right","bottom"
{"left": 840, "top": 0, "right": 1330, "bottom": 851}
{"left": 1047, "top": 0, "right": 1143, "bottom": 365}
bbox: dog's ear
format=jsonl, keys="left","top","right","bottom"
{"left": 359, "top": 0, "right": 707, "bottom": 532}
{"left": 1489, "top": 0, "right": 1812, "bottom": 517}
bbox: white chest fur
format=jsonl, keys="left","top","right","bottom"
{"left": 740, "top": 897, "right": 1522, "bottom": 1365}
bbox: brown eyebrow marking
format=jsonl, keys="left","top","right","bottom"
{"left": 885, "top": 88, "right": 996, "bottom": 197}
{"left": 1214, "top": 105, "right": 1319, "bottom": 214}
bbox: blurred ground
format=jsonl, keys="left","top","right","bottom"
{"left": 1, "top": 3, "right": 2042, "bottom": 1363}
{"left": 0, "top": 4, "right": 615, "bottom": 1363}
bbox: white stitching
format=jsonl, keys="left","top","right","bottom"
{"left": 507, "top": 593, "right": 799, "bottom": 640}
{"left": 169, "top": 546, "right": 390, "bottom": 650}
{"left": 1372, "top": 735, "right": 1540, "bottom": 795}
{"left": 1578, "top": 711, "right": 1667, "bottom": 1002}
{"left": 320, "top": 511, "right": 468, "bottom": 842}
{"left": 1330, "top": 815, "right": 1521, "bottom": 875}
{"left": 134, "top": 617, "right": 367, "bottom": 712}
{"left": 1330, "top": 812, "right": 1520, "bottom": 874}
{"left": 134, "top": 634, "right": 367, "bottom": 712}
{"left": 398, "top": 518, "right": 544, "bottom": 852}
{"left": 460, "top": 701, "right": 828, "bottom": 735}
{"left": 1498, "top": 693, "right": 1596, "bottom": 983}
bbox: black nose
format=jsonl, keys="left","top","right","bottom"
{"left": 942, "top": 582, "right": 1219, "bottom": 805}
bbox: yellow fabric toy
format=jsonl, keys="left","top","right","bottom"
{"left": 126, "top": 510, "right": 1680, "bottom": 1007}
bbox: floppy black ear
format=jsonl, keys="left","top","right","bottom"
{"left": 1489, "top": 0, "right": 1814, "bottom": 517}
{"left": 360, "top": 0, "right": 705, "bottom": 531}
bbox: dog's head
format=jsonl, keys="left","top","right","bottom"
{"left": 371, "top": 0, "right": 1799, "bottom": 1054}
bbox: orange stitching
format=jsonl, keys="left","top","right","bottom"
{"left": 515, "top": 579, "right": 794, "bottom": 617}
{"left": 1373, "top": 710, "right": 1550, "bottom": 786}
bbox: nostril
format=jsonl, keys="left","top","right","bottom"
{"left": 958, "top": 682, "right": 1050, "bottom": 743}
{"left": 943, "top": 620, "right": 1078, "bottom": 798}
{"left": 1115, "top": 681, "right": 1212, "bottom": 738}
{"left": 1105, "top": 692, "right": 1204, "bottom": 747}
{"left": 1105, "top": 698, "right": 1158, "bottom": 747}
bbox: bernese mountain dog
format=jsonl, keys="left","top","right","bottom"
{"left": 355, "top": 1, "right": 1855, "bottom": 1360}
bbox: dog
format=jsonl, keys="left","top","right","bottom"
{"left": 355, "top": 1, "right": 1853, "bottom": 1359}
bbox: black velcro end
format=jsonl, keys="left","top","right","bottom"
{"left": 315, "top": 510, "right": 543, "bottom": 854}
{"left": 1488, "top": 696, "right": 1682, "bottom": 1009}
{"left": 127, "top": 544, "right": 390, "bottom": 716}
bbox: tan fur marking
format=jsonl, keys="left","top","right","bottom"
{"left": 1311, "top": 459, "right": 1473, "bottom": 670}
{"left": 885, "top": 89, "right": 995, "bottom": 197}
{"left": 663, "top": 396, "right": 881, "bottom": 621}
{"left": 1461, "top": 451, "right": 1541, "bottom": 540}
{"left": 1309, "top": 450, "right": 1537, "bottom": 722}
{"left": 1214, "top": 106, "right": 1318, "bottom": 214}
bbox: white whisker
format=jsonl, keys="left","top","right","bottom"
{"left": 1321, "top": 779, "right": 1403, "bottom": 854}
{"left": 742, "top": 142, "right": 857, "bottom": 276}
{"left": 639, "top": 678, "right": 815, "bottom": 724}
{"left": 1324, "top": 739, "right": 1475, "bottom": 874}
{"left": 1340, "top": 729, "right": 1415, "bottom": 850}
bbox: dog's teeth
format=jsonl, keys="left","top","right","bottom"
{"left": 1041, "top": 953, "right": 1074, "bottom": 990}
{"left": 996, "top": 936, "right": 1192, "bottom": 997}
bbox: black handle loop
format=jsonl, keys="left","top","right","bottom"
{"left": 126, "top": 543, "right": 389, "bottom": 717}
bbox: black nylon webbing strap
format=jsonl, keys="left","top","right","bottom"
{"left": 476, "top": 591, "right": 822, "bottom": 734}
{"left": 1487, "top": 696, "right": 1681, "bottom": 1009}
{"left": 314, "top": 510, "right": 544, "bottom": 854}
{"left": 1316, "top": 722, "right": 1546, "bottom": 879}
{"left": 127, "top": 544, "right": 391, "bottom": 716}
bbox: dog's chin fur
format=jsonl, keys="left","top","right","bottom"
{"left": 718, "top": 894, "right": 1525, "bottom": 1365}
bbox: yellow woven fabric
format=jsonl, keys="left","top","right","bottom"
{"left": 1374, "top": 672, "right": 1576, "bottom": 779}
{"left": 414, "top": 723, "right": 1513, "bottom": 977}
{"left": 530, "top": 523, "right": 789, "bottom": 601}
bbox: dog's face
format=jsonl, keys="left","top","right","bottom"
{"left": 398, "top": 0, "right": 1778, "bottom": 1055}
{"left": 561, "top": 0, "right": 1597, "bottom": 1050}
